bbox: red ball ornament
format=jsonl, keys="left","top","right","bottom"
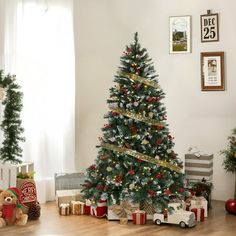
{"left": 156, "top": 139, "right": 162, "bottom": 145}
{"left": 129, "top": 169, "right": 135, "bottom": 175}
{"left": 155, "top": 173, "right": 162, "bottom": 179}
{"left": 137, "top": 159, "right": 143, "bottom": 163}
{"left": 225, "top": 199, "right": 236, "bottom": 214}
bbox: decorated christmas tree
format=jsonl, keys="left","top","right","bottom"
{"left": 0, "top": 70, "right": 25, "bottom": 164}
{"left": 221, "top": 128, "right": 236, "bottom": 199}
{"left": 82, "top": 33, "right": 186, "bottom": 213}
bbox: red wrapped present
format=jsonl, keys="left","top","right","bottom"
{"left": 191, "top": 207, "right": 204, "bottom": 222}
{"left": 132, "top": 210, "right": 146, "bottom": 225}
{"left": 85, "top": 199, "right": 91, "bottom": 215}
{"left": 90, "top": 200, "right": 107, "bottom": 218}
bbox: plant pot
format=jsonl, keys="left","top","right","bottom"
{"left": 225, "top": 199, "right": 236, "bottom": 214}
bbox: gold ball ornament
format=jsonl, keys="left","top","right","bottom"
{"left": 234, "top": 153, "right": 236, "bottom": 158}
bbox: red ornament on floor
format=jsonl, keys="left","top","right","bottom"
{"left": 225, "top": 199, "right": 236, "bottom": 214}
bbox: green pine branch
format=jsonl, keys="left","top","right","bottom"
{"left": 0, "top": 70, "right": 25, "bottom": 164}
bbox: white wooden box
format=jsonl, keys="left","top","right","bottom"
{"left": 0, "top": 162, "right": 34, "bottom": 189}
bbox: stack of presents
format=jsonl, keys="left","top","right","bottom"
{"left": 55, "top": 149, "right": 213, "bottom": 226}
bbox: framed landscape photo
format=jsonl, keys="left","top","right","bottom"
{"left": 201, "top": 52, "right": 225, "bottom": 91}
{"left": 201, "top": 12, "right": 219, "bottom": 42}
{"left": 169, "top": 15, "right": 191, "bottom": 54}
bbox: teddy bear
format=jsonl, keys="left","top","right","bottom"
{"left": 0, "top": 187, "right": 28, "bottom": 226}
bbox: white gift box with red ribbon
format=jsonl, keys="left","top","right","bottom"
{"left": 191, "top": 207, "right": 205, "bottom": 222}
{"left": 132, "top": 210, "right": 146, "bottom": 225}
{"left": 189, "top": 196, "right": 208, "bottom": 217}
{"left": 90, "top": 200, "right": 107, "bottom": 218}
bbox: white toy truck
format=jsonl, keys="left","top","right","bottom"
{"left": 153, "top": 203, "right": 196, "bottom": 228}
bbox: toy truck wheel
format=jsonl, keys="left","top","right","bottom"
{"left": 155, "top": 219, "right": 161, "bottom": 225}
{"left": 179, "top": 221, "right": 186, "bottom": 228}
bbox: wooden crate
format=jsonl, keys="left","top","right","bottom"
{"left": 0, "top": 162, "right": 34, "bottom": 189}
{"left": 54, "top": 172, "right": 85, "bottom": 193}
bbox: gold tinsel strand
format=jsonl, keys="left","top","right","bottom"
{"left": 118, "top": 71, "right": 160, "bottom": 89}
{"left": 110, "top": 107, "right": 165, "bottom": 127}
{"left": 101, "top": 143, "right": 182, "bottom": 173}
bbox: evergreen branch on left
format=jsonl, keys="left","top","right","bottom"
{"left": 0, "top": 70, "right": 25, "bottom": 164}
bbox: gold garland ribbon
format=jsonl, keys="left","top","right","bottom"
{"left": 118, "top": 71, "right": 160, "bottom": 89}
{"left": 110, "top": 107, "right": 165, "bottom": 127}
{"left": 101, "top": 143, "right": 182, "bottom": 173}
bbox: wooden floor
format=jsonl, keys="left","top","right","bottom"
{"left": 0, "top": 200, "right": 235, "bottom": 236}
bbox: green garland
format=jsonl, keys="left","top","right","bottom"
{"left": 0, "top": 70, "right": 25, "bottom": 164}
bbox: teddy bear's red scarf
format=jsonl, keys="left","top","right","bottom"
{"left": 2, "top": 204, "right": 16, "bottom": 219}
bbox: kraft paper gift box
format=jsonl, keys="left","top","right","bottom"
{"left": 70, "top": 201, "right": 85, "bottom": 215}
{"left": 140, "top": 200, "right": 155, "bottom": 220}
{"left": 56, "top": 189, "right": 83, "bottom": 207}
{"left": 107, "top": 200, "right": 139, "bottom": 220}
{"left": 189, "top": 196, "right": 208, "bottom": 217}
{"left": 90, "top": 200, "right": 107, "bottom": 218}
{"left": 59, "top": 203, "right": 70, "bottom": 216}
{"left": 132, "top": 210, "right": 146, "bottom": 225}
{"left": 185, "top": 154, "right": 213, "bottom": 182}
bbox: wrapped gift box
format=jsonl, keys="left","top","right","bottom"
{"left": 56, "top": 189, "right": 83, "bottom": 207}
{"left": 70, "top": 201, "right": 85, "bottom": 215}
{"left": 132, "top": 210, "right": 146, "bottom": 225}
{"left": 191, "top": 207, "right": 204, "bottom": 222}
{"left": 59, "top": 203, "right": 70, "bottom": 216}
{"left": 107, "top": 201, "right": 139, "bottom": 220}
{"left": 90, "top": 200, "right": 107, "bottom": 218}
{"left": 185, "top": 154, "right": 213, "bottom": 182}
{"left": 189, "top": 196, "right": 208, "bottom": 217}
{"left": 140, "top": 201, "right": 155, "bottom": 220}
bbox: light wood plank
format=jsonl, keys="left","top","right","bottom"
{"left": 0, "top": 201, "right": 235, "bottom": 236}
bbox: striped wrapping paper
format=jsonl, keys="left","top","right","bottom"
{"left": 185, "top": 154, "right": 213, "bottom": 181}
{"left": 132, "top": 210, "right": 146, "bottom": 225}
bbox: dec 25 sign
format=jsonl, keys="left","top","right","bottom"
{"left": 201, "top": 12, "right": 219, "bottom": 42}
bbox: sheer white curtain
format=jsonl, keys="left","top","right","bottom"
{"left": 0, "top": 0, "right": 75, "bottom": 201}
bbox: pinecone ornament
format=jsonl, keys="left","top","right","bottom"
{"left": 28, "top": 202, "right": 41, "bottom": 220}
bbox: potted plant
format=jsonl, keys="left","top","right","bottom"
{"left": 221, "top": 128, "right": 236, "bottom": 214}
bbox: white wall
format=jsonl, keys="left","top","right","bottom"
{"left": 74, "top": 0, "right": 236, "bottom": 201}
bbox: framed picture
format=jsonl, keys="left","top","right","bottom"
{"left": 169, "top": 16, "right": 191, "bottom": 54}
{"left": 201, "top": 12, "right": 219, "bottom": 42}
{"left": 201, "top": 52, "right": 225, "bottom": 91}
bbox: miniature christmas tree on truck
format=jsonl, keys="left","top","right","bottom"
{"left": 82, "top": 33, "right": 187, "bottom": 214}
